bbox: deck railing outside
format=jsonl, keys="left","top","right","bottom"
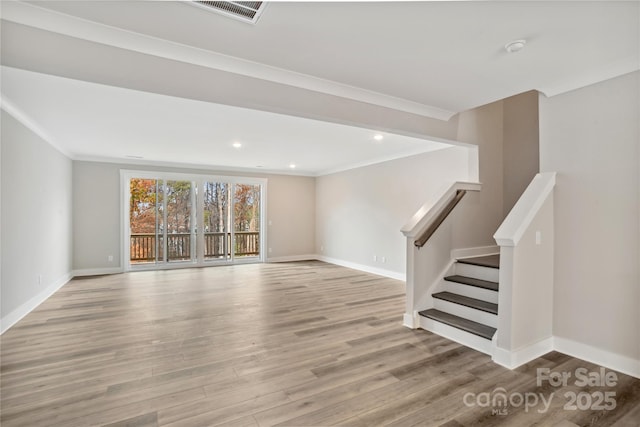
{"left": 130, "top": 232, "right": 260, "bottom": 262}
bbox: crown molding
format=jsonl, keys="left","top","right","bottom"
{"left": 316, "top": 143, "right": 449, "bottom": 177}
{"left": 539, "top": 58, "right": 640, "bottom": 99}
{"left": 73, "top": 154, "right": 322, "bottom": 177}
{"left": 0, "top": 94, "right": 73, "bottom": 158}
{"left": 1, "top": 1, "right": 456, "bottom": 121}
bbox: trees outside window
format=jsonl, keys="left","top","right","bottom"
{"left": 128, "top": 177, "right": 262, "bottom": 266}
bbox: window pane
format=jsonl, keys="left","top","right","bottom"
{"left": 165, "top": 180, "right": 192, "bottom": 262}
{"left": 233, "top": 184, "right": 260, "bottom": 257}
{"left": 203, "top": 182, "right": 229, "bottom": 260}
{"left": 129, "top": 179, "right": 157, "bottom": 264}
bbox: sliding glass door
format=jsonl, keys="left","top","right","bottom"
{"left": 233, "top": 184, "right": 261, "bottom": 259}
{"left": 164, "top": 180, "right": 194, "bottom": 262}
{"left": 201, "top": 181, "right": 262, "bottom": 262}
{"left": 129, "top": 178, "right": 159, "bottom": 264}
{"left": 202, "top": 181, "right": 229, "bottom": 261}
{"left": 125, "top": 172, "right": 265, "bottom": 270}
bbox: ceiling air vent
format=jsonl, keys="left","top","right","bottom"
{"left": 191, "top": 1, "right": 265, "bottom": 24}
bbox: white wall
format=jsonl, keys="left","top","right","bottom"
{"left": 266, "top": 174, "right": 316, "bottom": 261}
{"left": 73, "top": 162, "right": 121, "bottom": 272}
{"left": 539, "top": 71, "right": 640, "bottom": 366}
{"left": 1, "top": 110, "right": 73, "bottom": 329}
{"left": 72, "top": 161, "right": 316, "bottom": 272}
{"left": 315, "top": 146, "right": 471, "bottom": 277}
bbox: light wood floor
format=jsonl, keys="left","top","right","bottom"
{"left": 1, "top": 261, "right": 638, "bottom": 426}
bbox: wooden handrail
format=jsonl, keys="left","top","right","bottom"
{"left": 414, "top": 190, "right": 467, "bottom": 248}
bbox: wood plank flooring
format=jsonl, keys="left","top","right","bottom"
{"left": 1, "top": 261, "right": 638, "bottom": 426}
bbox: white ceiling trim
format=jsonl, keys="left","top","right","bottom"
{"left": 2, "top": 1, "right": 456, "bottom": 121}
{"left": 72, "top": 154, "right": 318, "bottom": 177}
{"left": 539, "top": 56, "right": 640, "bottom": 98}
{"left": 0, "top": 94, "right": 73, "bottom": 158}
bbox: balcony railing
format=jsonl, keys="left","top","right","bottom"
{"left": 130, "top": 232, "right": 260, "bottom": 262}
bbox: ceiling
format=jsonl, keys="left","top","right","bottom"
{"left": 1, "top": 65, "right": 450, "bottom": 175}
{"left": 1, "top": 1, "right": 638, "bottom": 175}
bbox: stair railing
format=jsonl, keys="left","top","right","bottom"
{"left": 401, "top": 181, "right": 481, "bottom": 328}
{"left": 401, "top": 181, "right": 481, "bottom": 246}
{"left": 414, "top": 189, "right": 467, "bottom": 248}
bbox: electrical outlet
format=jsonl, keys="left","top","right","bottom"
{"left": 38, "top": 274, "right": 42, "bottom": 285}
{"left": 381, "top": 256, "right": 386, "bottom": 263}
{"left": 320, "top": 245, "right": 324, "bottom": 252}
{"left": 268, "top": 247, "right": 272, "bottom": 253}
{"left": 536, "top": 231, "right": 542, "bottom": 245}
{"left": 373, "top": 255, "right": 377, "bottom": 262}
{"left": 108, "top": 255, "right": 114, "bottom": 262}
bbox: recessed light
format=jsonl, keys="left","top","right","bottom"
{"left": 289, "top": 163, "right": 296, "bottom": 169}
{"left": 256, "top": 165, "right": 263, "bottom": 168}
{"left": 374, "top": 134, "right": 384, "bottom": 141}
{"left": 232, "top": 142, "right": 242, "bottom": 148}
{"left": 505, "top": 39, "right": 526, "bottom": 53}
{"left": 125, "top": 155, "right": 144, "bottom": 159}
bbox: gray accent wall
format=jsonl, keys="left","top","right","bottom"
{"left": 1, "top": 110, "right": 73, "bottom": 318}
{"left": 452, "top": 100, "right": 505, "bottom": 250}
{"left": 540, "top": 71, "right": 640, "bottom": 361}
{"left": 503, "top": 91, "right": 539, "bottom": 217}
{"left": 453, "top": 91, "right": 540, "bottom": 249}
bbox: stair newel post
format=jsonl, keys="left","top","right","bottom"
{"left": 403, "top": 236, "right": 418, "bottom": 328}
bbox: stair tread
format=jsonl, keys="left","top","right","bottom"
{"left": 457, "top": 254, "right": 500, "bottom": 269}
{"left": 444, "top": 275, "right": 499, "bottom": 291}
{"left": 419, "top": 309, "right": 496, "bottom": 340}
{"left": 433, "top": 291, "right": 498, "bottom": 314}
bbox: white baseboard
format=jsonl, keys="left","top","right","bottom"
{"left": 315, "top": 255, "right": 406, "bottom": 281}
{"left": 403, "top": 312, "right": 417, "bottom": 329}
{"left": 72, "top": 267, "right": 124, "bottom": 277}
{"left": 267, "top": 254, "right": 317, "bottom": 263}
{"left": 1, "top": 272, "right": 73, "bottom": 334}
{"left": 451, "top": 245, "right": 500, "bottom": 259}
{"left": 493, "top": 337, "right": 554, "bottom": 370}
{"left": 554, "top": 336, "right": 640, "bottom": 379}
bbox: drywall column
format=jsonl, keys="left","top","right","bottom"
{"left": 503, "top": 91, "right": 539, "bottom": 217}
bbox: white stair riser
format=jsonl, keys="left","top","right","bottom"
{"left": 432, "top": 299, "right": 498, "bottom": 328}
{"left": 419, "top": 316, "right": 494, "bottom": 355}
{"left": 442, "top": 281, "right": 499, "bottom": 304}
{"left": 454, "top": 263, "right": 499, "bottom": 282}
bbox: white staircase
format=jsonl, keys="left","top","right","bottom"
{"left": 418, "top": 254, "right": 499, "bottom": 355}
